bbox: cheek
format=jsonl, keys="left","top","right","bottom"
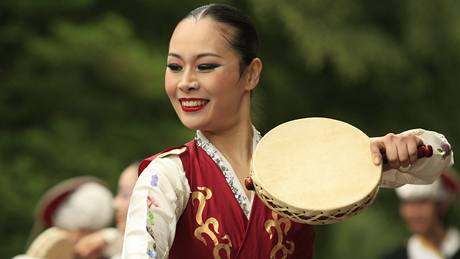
{"left": 419, "top": 204, "right": 437, "bottom": 218}
{"left": 208, "top": 73, "right": 241, "bottom": 98}
{"left": 400, "top": 206, "right": 411, "bottom": 220}
{"left": 164, "top": 74, "right": 177, "bottom": 98}
{"left": 400, "top": 204, "right": 420, "bottom": 219}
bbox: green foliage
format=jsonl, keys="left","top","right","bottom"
{"left": 1, "top": 0, "right": 459, "bottom": 258}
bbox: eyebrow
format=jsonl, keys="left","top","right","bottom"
{"left": 168, "top": 52, "right": 224, "bottom": 59}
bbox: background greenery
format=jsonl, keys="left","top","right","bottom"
{"left": 1, "top": 0, "right": 459, "bottom": 258}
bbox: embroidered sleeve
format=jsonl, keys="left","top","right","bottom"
{"left": 380, "top": 129, "right": 454, "bottom": 188}
{"left": 122, "top": 155, "right": 190, "bottom": 259}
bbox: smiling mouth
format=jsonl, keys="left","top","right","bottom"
{"left": 179, "top": 98, "right": 209, "bottom": 112}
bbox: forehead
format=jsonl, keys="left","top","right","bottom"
{"left": 169, "top": 17, "right": 235, "bottom": 55}
{"left": 402, "top": 199, "right": 435, "bottom": 205}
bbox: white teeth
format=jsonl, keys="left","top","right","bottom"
{"left": 182, "top": 100, "right": 207, "bottom": 107}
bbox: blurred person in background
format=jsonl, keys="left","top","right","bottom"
{"left": 13, "top": 176, "right": 114, "bottom": 259}
{"left": 382, "top": 168, "right": 460, "bottom": 259}
{"left": 74, "top": 162, "right": 139, "bottom": 259}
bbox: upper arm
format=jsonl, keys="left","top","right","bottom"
{"left": 122, "top": 155, "right": 190, "bottom": 258}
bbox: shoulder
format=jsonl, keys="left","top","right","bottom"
{"left": 139, "top": 145, "right": 189, "bottom": 176}
{"left": 132, "top": 145, "right": 192, "bottom": 201}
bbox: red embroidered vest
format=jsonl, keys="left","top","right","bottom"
{"left": 140, "top": 140, "right": 315, "bottom": 259}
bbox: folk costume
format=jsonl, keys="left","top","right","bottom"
{"left": 123, "top": 128, "right": 453, "bottom": 259}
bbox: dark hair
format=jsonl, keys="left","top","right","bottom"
{"left": 185, "top": 4, "right": 259, "bottom": 69}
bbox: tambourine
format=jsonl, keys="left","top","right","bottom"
{"left": 25, "top": 227, "right": 74, "bottom": 259}
{"left": 246, "top": 117, "right": 432, "bottom": 225}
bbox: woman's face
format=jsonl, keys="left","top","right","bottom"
{"left": 113, "top": 165, "right": 138, "bottom": 234}
{"left": 165, "top": 17, "right": 254, "bottom": 132}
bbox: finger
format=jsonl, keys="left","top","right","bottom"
{"left": 73, "top": 247, "right": 84, "bottom": 257}
{"left": 407, "top": 137, "right": 419, "bottom": 164}
{"left": 383, "top": 134, "right": 400, "bottom": 169}
{"left": 414, "top": 135, "right": 424, "bottom": 146}
{"left": 73, "top": 243, "right": 83, "bottom": 256}
{"left": 396, "top": 140, "right": 410, "bottom": 168}
{"left": 370, "top": 138, "right": 384, "bottom": 165}
{"left": 74, "top": 243, "right": 91, "bottom": 257}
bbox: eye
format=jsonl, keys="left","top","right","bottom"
{"left": 197, "top": 63, "right": 221, "bottom": 72}
{"left": 167, "top": 63, "right": 183, "bottom": 72}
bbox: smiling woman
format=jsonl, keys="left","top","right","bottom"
{"left": 121, "top": 3, "right": 453, "bottom": 259}
{"left": 165, "top": 16, "right": 261, "bottom": 133}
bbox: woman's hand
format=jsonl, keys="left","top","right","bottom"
{"left": 370, "top": 132, "right": 424, "bottom": 170}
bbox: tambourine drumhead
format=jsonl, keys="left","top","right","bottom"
{"left": 26, "top": 227, "right": 74, "bottom": 259}
{"left": 251, "top": 117, "right": 382, "bottom": 224}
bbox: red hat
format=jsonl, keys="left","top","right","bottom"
{"left": 34, "top": 176, "right": 113, "bottom": 230}
{"left": 24, "top": 176, "right": 114, "bottom": 253}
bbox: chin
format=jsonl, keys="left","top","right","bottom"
{"left": 177, "top": 116, "right": 207, "bottom": 130}
{"left": 180, "top": 121, "right": 201, "bottom": 130}
{"left": 408, "top": 223, "right": 430, "bottom": 235}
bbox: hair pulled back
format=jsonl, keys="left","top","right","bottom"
{"left": 185, "top": 4, "right": 259, "bottom": 69}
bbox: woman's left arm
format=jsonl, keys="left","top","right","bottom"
{"left": 370, "top": 129, "right": 454, "bottom": 188}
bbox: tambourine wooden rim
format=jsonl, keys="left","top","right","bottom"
{"left": 250, "top": 117, "right": 382, "bottom": 225}
{"left": 26, "top": 227, "right": 74, "bottom": 259}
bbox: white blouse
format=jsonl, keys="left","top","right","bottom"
{"left": 122, "top": 128, "right": 453, "bottom": 259}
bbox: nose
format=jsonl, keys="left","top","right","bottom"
{"left": 177, "top": 69, "right": 199, "bottom": 92}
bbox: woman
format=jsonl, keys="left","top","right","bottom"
{"left": 122, "top": 4, "right": 453, "bottom": 259}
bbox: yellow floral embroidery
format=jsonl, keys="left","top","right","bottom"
{"left": 192, "top": 186, "right": 233, "bottom": 259}
{"left": 265, "top": 211, "right": 295, "bottom": 259}
{"left": 213, "top": 234, "right": 233, "bottom": 259}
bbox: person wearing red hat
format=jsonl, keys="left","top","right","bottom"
{"left": 13, "top": 176, "right": 114, "bottom": 259}
{"left": 73, "top": 163, "right": 139, "bottom": 259}
{"left": 382, "top": 169, "right": 460, "bottom": 259}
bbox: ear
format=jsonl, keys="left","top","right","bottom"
{"left": 243, "top": 57, "right": 262, "bottom": 91}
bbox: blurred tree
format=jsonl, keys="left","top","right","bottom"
{"left": 0, "top": 0, "right": 192, "bottom": 256}
{"left": 248, "top": 0, "right": 460, "bottom": 258}
{"left": 250, "top": 0, "right": 460, "bottom": 136}
{"left": 0, "top": 0, "right": 459, "bottom": 258}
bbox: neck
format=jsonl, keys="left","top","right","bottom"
{"left": 201, "top": 120, "right": 254, "bottom": 178}
{"left": 421, "top": 224, "right": 447, "bottom": 249}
